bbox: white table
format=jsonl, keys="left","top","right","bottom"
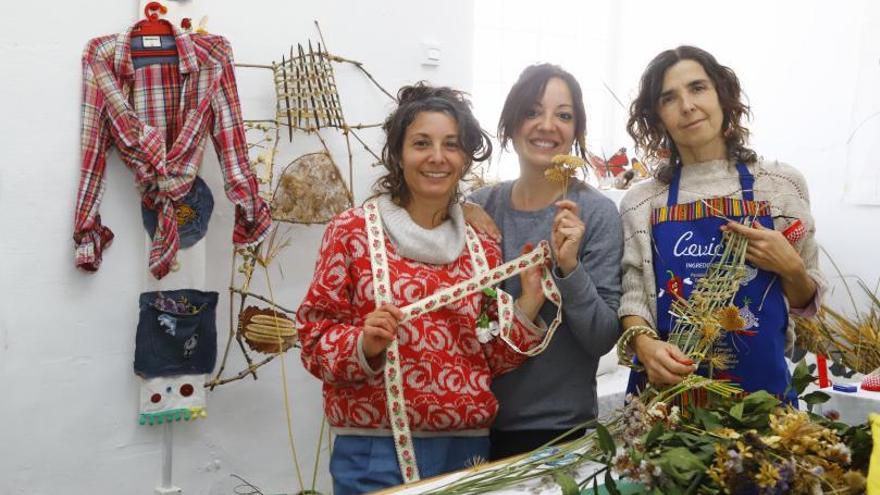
{"left": 814, "top": 385, "right": 880, "bottom": 425}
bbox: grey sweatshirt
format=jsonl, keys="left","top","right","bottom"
{"left": 469, "top": 180, "right": 623, "bottom": 430}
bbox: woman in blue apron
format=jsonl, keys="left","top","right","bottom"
{"left": 616, "top": 46, "right": 824, "bottom": 400}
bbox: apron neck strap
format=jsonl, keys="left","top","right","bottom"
{"left": 667, "top": 161, "right": 754, "bottom": 206}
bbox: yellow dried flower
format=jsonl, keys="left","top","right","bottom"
{"left": 755, "top": 461, "right": 781, "bottom": 488}
{"left": 700, "top": 322, "right": 721, "bottom": 342}
{"left": 706, "top": 350, "right": 734, "bottom": 371}
{"left": 716, "top": 305, "right": 746, "bottom": 331}
{"left": 843, "top": 470, "right": 867, "bottom": 493}
{"left": 544, "top": 166, "right": 573, "bottom": 184}
{"left": 716, "top": 428, "right": 741, "bottom": 440}
{"left": 551, "top": 154, "right": 586, "bottom": 168}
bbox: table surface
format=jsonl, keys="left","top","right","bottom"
{"left": 814, "top": 384, "right": 880, "bottom": 425}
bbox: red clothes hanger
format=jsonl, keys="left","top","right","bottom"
{"left": 131, "top": 2, "right": 177, "bottom": 58}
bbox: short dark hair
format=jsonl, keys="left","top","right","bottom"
{"left": 498, "top": 64, "right": 587, "bottom": 159}
{"left": 375, "top": 82, "right": 492, "bottom": 205}
{"left": 626, "top": 46, "right": 757, "bottom": 183}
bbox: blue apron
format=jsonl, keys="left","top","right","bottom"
{"left": 626, "top": 162, "right": 794, "bottom": 401}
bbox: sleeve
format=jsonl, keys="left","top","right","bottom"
{"left": 552, "top": 195, "right": 624, "bottom": 358}
{"left": 618, "top": 187, "right": 659, "bottom": 327}
{"left": 209, "top": 37, "right": 272, "bottom": 247}
{"left": 296, "top": 217, "right": 379, "bottom": 385}
{"left": 73, "top": 48, "right": 115, "bottom": 272}
{"left": 477, "top": 236, "right": 547, "bottom": 377}
{"left": 768, "top": 163, "right": 827, "bottom": 348}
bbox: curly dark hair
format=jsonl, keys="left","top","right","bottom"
{"left": 626, "top": 46, "right": 757, "bottom": 183}
{"left": 498, "top": 63, "right": 588, "bottom": 159}
{"left": 374, "top": 82, "right": 492, "bottom": 206}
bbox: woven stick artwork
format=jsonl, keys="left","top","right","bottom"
{"left": 208, "top": 21, "right": 393, "bottom": 390}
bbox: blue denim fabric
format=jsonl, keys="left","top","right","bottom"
{"left": 330, "top": 435, "right": 489, "bottom": 495}
{"left": 134, "top": 289, "right": 218, "bottom": 378}
{"left": 141, "top": 175, "right": 214, "bottom": 248}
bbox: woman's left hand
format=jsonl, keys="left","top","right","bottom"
{"left": 551, "top": 200, "right": 585, "bottom": 276}
{"left": 721, "top": 221, "right": 805, "bottom": 279}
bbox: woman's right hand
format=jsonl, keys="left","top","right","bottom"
{"left": 362, "top": 303, "right": 403, "bottom": 359}
{"left": 633, "top": 334, "right": 696, "bottom": 387}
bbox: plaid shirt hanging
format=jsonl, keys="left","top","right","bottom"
{"left": 75, "top": 25, "right": 270, "bottom": 279}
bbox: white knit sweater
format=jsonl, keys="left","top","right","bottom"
{"left": 618, "top": 159, "right": 825, "bottom": 344}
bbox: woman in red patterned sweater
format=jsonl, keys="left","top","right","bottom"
{"left": 296, "top": 83, "right": 551, "bottom": 494}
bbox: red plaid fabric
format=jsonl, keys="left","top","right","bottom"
{"left": 75, "top": 26, "right": 270, "bottom": 279}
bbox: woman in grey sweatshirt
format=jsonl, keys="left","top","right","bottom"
{"left": 468, "top": 64, "right": 624, "bottom": 460}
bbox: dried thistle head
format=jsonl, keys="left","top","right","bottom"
{"left": 706, "top": 349, "right": 735, "bottom": 371}
{"left": 699, "top": 322, "right": 721, "bottom": 344}
{"left": 715, "top": 305, "right": 746, "bottom": 331}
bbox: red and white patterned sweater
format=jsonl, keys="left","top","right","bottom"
{"left": 297, "top": 206, "right": 544, "bottom": 434}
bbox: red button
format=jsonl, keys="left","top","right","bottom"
{"left": 151, "top": 393, "right": 162, "bottom": 403}
{"left": 180, "top": 384, "right": 194, "bottom": 397}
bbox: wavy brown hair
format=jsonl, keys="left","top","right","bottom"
{"left": 498, "top": 63, "right": 587, "bottom": 159}
{"left": 374, "top": 82, "right": 492, "bottom": 206}
{"left": 626, "top": 46, "right": 757, "bottom": 183}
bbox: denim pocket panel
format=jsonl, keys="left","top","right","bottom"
{"left": 134, "top": 289, "right": 219, "bottom": 378}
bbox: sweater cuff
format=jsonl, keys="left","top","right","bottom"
{"left": 513, "top": 305, "right": 547, "bottom": 338}
{"left": 356, "top": 332, "right": 384, "bottom": 376}
{"left": 552, "top": 262, "right": 592, "bottom": 298}
{"left": 789, "top": 274, "right": 823, "bottom": 318}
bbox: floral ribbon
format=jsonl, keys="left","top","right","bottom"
{"left": 363, "top": 198, "right": 563, "bottom": 483}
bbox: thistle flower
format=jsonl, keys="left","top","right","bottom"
{"left": 706, "top": 349, "right": 736, "bottom": 371}
{"left": 716, "top": 305, "right": 746, "bottom": 331}
{"left": 699, "top": 321, "right": 721, "bottom": 343}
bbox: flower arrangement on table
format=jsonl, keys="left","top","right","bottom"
{"left": 419, "top": 226, "right": 875, "bottom": 495}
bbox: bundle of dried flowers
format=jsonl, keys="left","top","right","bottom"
{"left": 794, "top": 280, "right": 880, "bottom": 375}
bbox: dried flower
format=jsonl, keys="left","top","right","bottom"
{"left": 544, "top": 154, "right": 584, "bottom": 199}
{"left": 756, "top": 460, "right": 781, "bottom": 488}
{"left": 716, "top": 305, "right": 746, "bottom": 331}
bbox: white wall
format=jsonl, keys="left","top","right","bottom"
{"left": 0, "top": 1, "right": 474, "bottom": 494}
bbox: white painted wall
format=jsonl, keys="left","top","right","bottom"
{"left": 0, "top": 1, "right": 473, "bottom": 494}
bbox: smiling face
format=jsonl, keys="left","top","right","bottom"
{"left": 656, "top": 59, "right": 726, "bottom": 163}
{"left": 400, "top": 111, "right": 467, "bottom": 206}
{"left": 511, "top": 77, "right": 577, "bottom": 172}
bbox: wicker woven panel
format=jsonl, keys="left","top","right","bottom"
{"left": 271, "top": 152, "right": 352, "bottom": 224}
{"left": 274, "top": 42, "right": 345, "bottom": 133}
{"left": 238, "top": 305, "right": 297, "bottom": 354}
